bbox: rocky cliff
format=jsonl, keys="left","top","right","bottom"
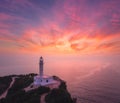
{"left": 0, "top": 74, "right": 76, "bottom": 103}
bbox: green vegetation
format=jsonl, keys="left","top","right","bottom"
{"left": 45, "top": 88, "right": 73, "bottom": 103}
{"left": 45, "top": 81, "right": 76, "bottom": 103}
{"left": 0, "top": 76, "right": 12, "bottom": 95}
{"left": 0, "top": 74, "right": 76, "bottom": 103}
{"left": 0, "top": 86, "right": 50, "bottom": 103}
{"left": 0, "top": 74, "right": 50, "bottom": 103}
{"left": 59, "top": 81, "right": 67, "bottom": 90}
{"left": 7, "top": 74, "right": 35, "bottom": 96}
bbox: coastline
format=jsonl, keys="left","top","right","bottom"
{"left": 0, "top": 74, "right": 77, "bottom": 103}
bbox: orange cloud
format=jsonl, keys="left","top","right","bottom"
{"left": 0, "top": 0, "right": 120, "bottom": 55}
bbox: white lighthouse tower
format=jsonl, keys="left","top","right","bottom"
{"left": 39, "top": 57, "right": 43, "bottom": 77}
{"left": 34, "top": 56, "right": 57, "bottom": 86}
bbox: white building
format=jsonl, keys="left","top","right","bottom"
{"left": 34, "top": 57, "right": 57, "bottom": 86}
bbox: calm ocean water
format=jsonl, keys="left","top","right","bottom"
{"left": 46, "top": 61, "right": 120, "bottom": 103}
{"left": 0, "top": 55, "right": 120, "bottom": 103}
{"left": 67, "top": 67, "right": 120, "bottom": 103}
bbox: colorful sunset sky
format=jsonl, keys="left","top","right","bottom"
{"left": 0, "top": 0, "right": 120, "bottom": 55}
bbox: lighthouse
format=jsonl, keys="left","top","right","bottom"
{"left": 34, "top": 56, "right": 57, "bottom": 86}
{"left": 39, "top": 57, "right": 43, "bottom": 77}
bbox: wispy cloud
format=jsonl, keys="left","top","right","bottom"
{"left": 0, "top": 0, "right": 120, "bottom": 54}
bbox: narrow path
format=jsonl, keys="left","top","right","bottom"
{"left": 0, "top": 77, "right": 16, "bottom": 99}
{"left": 24, "top": 83, "right": 40, "bottom": 92}
{"left": 41, "top": 93, "right": 47, "bottom": 103}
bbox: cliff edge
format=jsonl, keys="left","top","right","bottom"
{"left": 0, "top": 74, "right": 76, "bottom": 103}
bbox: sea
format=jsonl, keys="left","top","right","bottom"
{"left": 0, "top": 55, "right": 120, "bottom": 103}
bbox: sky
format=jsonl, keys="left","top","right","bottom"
{"left": 0, "top": 0, "right": 120, "bottom": 55}
{"left": 0, "top": 0, "right": 120, "bottom": 76}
